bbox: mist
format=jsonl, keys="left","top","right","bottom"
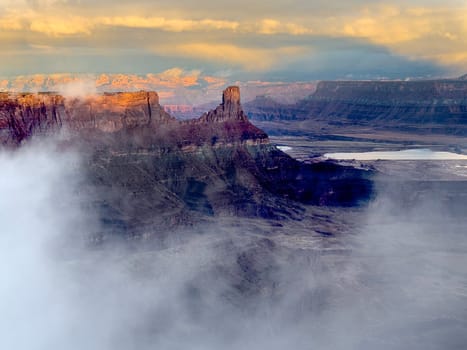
{"left": 53, "top": 79, "right": 98, "bottom": 98}
{"left": 1, "top": 142, "right": 466, "bottom": 349}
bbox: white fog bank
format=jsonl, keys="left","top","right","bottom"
{"left": 1, "top": 142, "right": 467, "bottom": 350}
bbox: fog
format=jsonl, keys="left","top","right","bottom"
{"left": 1, "top": 142, "right": 466, "bottom": 349}
{"left": 53, "top": 79, "right": 98, "bottom": 98}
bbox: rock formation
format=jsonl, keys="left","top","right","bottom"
{"left": 0, "top": 91, "right": 176, "bottom": 145}
{"left": 0, "top": 87, "right": 268, "bottom": 148}
{"left": 199, "top": 86, "right": 246, "bottom": 122}
{"left": 0, "top": 86, "right": 373, "bottom": 239}
{"left": 245, "top": 79, "right": 467, "bottom": 135}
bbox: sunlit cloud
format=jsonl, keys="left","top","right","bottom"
{"left": 154, "top": 43, "right": 275, "bottom": 70}
{"left": 152, "top": 43, "right": 308, "bottom": 70}
{"left": 0, "top": 69, "right": 215, "bottom": 93}
{"left": 0, "top": 16, "right": 23, "bottom": 31}
{"left": 0, "top": 1, "right": 465, "bottom": 78}
{"left": 99, "top": 16, "right": 239, "bottom": 32}
{"left": 256, "top": 19, "right": 312, "bottom": 35}
{"left": 337, "top": 5, "right": 460, "bottom": 45}
{"left": 331, "top": 5, "right": 467, "bottom": 67}
{"left": 30, "top": 16, "right": 94, "bottom": 36}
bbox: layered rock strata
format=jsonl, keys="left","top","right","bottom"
{"left": 245, "top": 79, "right": 467, "bottom": 135}
{"left": 0, "top": 86, "right": 372, "bottom": 238}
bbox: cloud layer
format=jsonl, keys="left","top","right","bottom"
{"left": 0, "top": 1, "right": 465, "bottom": 79}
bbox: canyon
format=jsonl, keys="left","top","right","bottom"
{"left": 0, "top": 86, "right": 372, "bottom": 240}
{"left": 2, "top": 82, "right": 466, "bottom": 350}
{"left": 242, "top": 77, "right": 467, "bottom": 159}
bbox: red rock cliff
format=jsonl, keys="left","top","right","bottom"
{"left": 0, "top": 87, "right": 268, "bottom": 147}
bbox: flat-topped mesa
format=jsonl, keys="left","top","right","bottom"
{"left": 0, "top": 91, "right": 176, "bottom": 145}
{"left": 200, "top": 86, "right": 248, "bottom": 122}
{"left": 65, "top": 91, "right": 175, "bottom": 132}
{"left": 0, "top": 88, "right": 269, "bottom": 148}
{"left": 0, "top": 93, "right": 66, "bottom": 144}
{"left": 313, "top": 80, "right": 467, "bottom": 101}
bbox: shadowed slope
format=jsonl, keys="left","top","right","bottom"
{"left": 0, "top": 87, "right": 372, "bottom": 238}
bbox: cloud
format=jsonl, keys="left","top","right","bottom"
{"left": 0, "top": 15, "right": 23, "bottom": 30}
{"left": 1, "top": 140, "right": 467, "bottom": 349}
{"left": 0, "top": 141, "right": 88, "bottom": 349}
{"left": 153, "top": 43, "right": 308, "bottom": 71}
{"left": 99, "top": 16, "right": 239, "bottom": 32}
{"left": 0, "top": 69, "right": 204, "bottom": 92}
{"left": 29, "top": 16, "right": 94, "bottom": 36}
{"left": 0, "top": 1, "right": 465, "bottom": 78}
{"left": 257, "top": 19, "right": 313, "bottom": 35}
{"left": 332, "top": 5, "right": 467, "bottom": 67}
{"left": 53, "top": 78, "right": 97, "bottom": 98}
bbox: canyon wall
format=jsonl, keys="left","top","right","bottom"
{"left": 0, "top": 86, "right": 372, "bottom": 238}
{"left": 245, "top": 79, "right": 467, "bottom": 135}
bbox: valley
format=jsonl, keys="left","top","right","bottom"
{"left": 2, "top": 0, "right": 467, "bottom": 348}
{"left": 1, "top": 81, "right": 467, "bottom": 350}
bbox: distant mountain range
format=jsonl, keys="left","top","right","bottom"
{"left": 0, "top": 72, "right": 317, "bottom": 106}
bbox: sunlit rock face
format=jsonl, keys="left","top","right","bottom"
{"left": 0, "top": 93, "right": 65, "bottom": 144}
{"left": 0, "top": 91, "right": 176, "bottom": 145}
{"left": 199, "top": 86, "right": 246, "bottom": 123}
{"left": 65, "top": 91, "right": 174, "bottom": 132}
{"left": 0, "top": 87, "right": 268, "bottom": 148}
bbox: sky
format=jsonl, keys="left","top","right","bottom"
{"left": 0, "top": 0, "right": 466, "bottom": 82}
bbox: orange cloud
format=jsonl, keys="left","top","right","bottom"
{"left": 258, "top": 19, "right": 312, "bottom": 35}
{"left": 0, "top": 1, "right": 466, "bottom": 72}
{"left": 0, "top": 70, "right": 204, "bottom": 92}
{"left": 99, "top": 16, "right": 239, "bottom": 32}
{"left": 203, "top": 76, "right": 227, "bottom": 88}
{"left": 29, "top": 16, "right": 94, "bottom": 36}
{"left": 0, "top": 16, "right": 23, "bottom": 31}
{"left": 316, "top": 4, "right": 467, "bottom": 68}
{"left": 340, "top": 6, "right": 433, "bottom": 44}
{"left": 153, "top": 43, "right": 308, "bottom": 70}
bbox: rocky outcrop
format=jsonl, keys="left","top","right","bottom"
{"left": 0, "top": 93, "right": 65, "bottom": 144}
{"left": 0, "top": 91, "right": 176, "bottom": 145}
{"left": 0, "top": 87, "right": 268, "bottom": 147}
{"left": 199, "top": 86, "right": 247, "bottom": 123}
{"left": 65, "top": 91, "right": 175, "bottom": 132}
{"left": 0, "top": 86, "right": 373, "bottom": 238}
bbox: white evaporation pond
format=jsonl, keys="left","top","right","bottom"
{"left": 324, "top": 149, "right": 467, "bottom": 161}
{"left": 277, "top": 146, "right": 293, "bottom": 152}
